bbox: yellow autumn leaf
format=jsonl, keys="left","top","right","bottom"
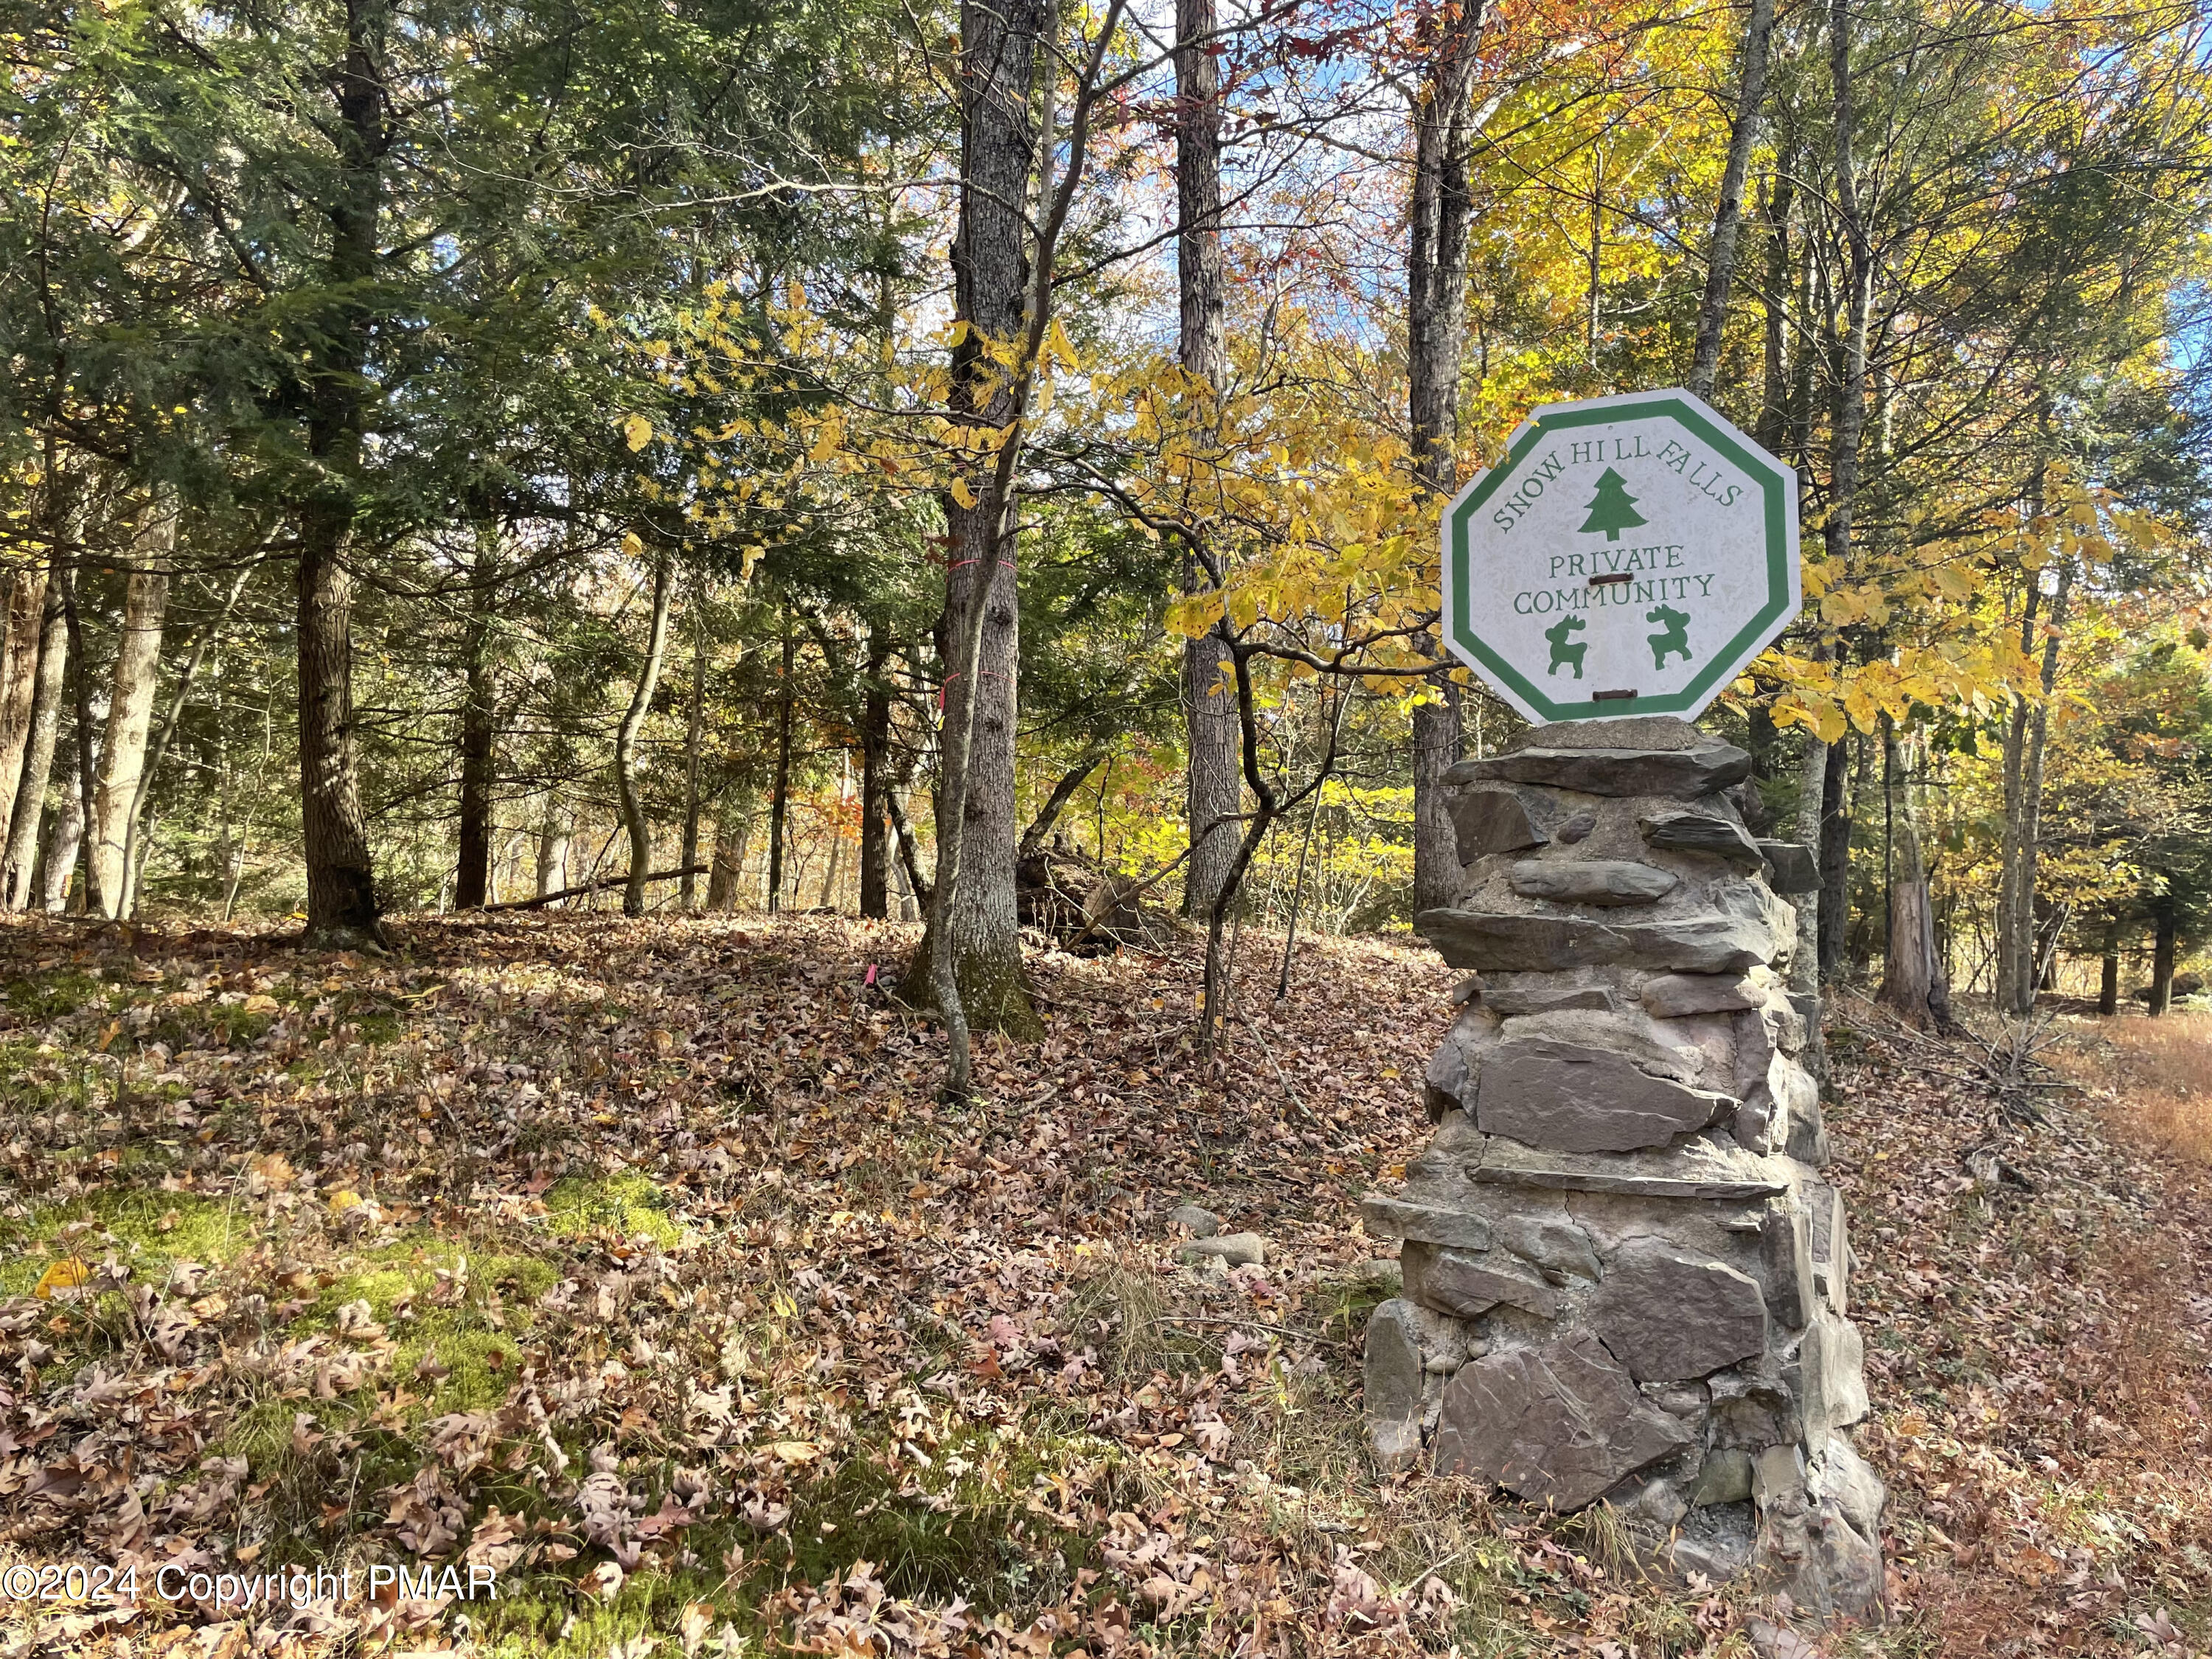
{"left": 243, "top": 993, "right": 280, "bottom": 1014}
{"left": 950, "top": 476, "right": 979, "bottom": 510}
{"left": 328, "top": 1189, "right": 364, "bottom": 1216}
{"left": 768, "top": 1440, "right": 820, "bottom": 1464}
{"left": 34, "top": 1257, "right": 91, "bottom": 1299}
{"left": 620, "top": 413, "right": 654, "bottom": 452}
{"left": 1043, "top": 316, "right": 1080, "bottom": 369}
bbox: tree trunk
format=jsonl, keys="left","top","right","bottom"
{"left": 768, "top": 624, "right": 793, "bottom": 913}
{"left": 900, "top": 0, "right": 1049, "bottom": 1043}
{"left": 0, "top": 568, "right": 50, "bottom": 855}
{"left": 2000, "top": 556, "right": 2073, "bottom": 1014}
{"left": 59, "top": 560, "right": 100, "bottom": 916}
{"left": 1405, "top": 0, "right": 1485, "bottom": 916}
{"left": 1805, "top": 9, "right": 1874, "bottom": 992}
{"left": 40, "top": 789, "right": 83, "bottom": 914}
{"left": 616, "top": 552, "right": 674, "bottom": 918}
{"left": 1791, "top": 732, "right": 1828, "bottom": 1088}
{"left": 887, "top": 788, "right": 930, "bottom": 911}
{"left": 1815, "top": 732, "right": 1851, "bottom": 984}
{"left": 1876, "top": 725, "right": 1947, "bottom": 1025}
{"left": 678, "top": 593, "right": 707, "bottom": 908}
{"left": 1686, "top": 0, "right": 1778, "bottom": 400}
{"left": 1183, "top": 622, "right": 1242, "bottom": 919}
{"left": 3, "top": 562, "right": 69, "bottom": 911}
{"left": 89, "top": 505, "right": 173, "bottom": 917}
{"left": 1411, "top": 683, "right": 1464, "bottom": 912}
{"left": 295, "top": 0, "right": 390, "bottom": 947}
{"left": 892, "top": 838, "right": 920, "bottom": 920}
{"left": 1823, "top": 0, "right": 1873, "bottom": 575}
{"left": 453, "top": 540, "right": 497, "bottom": 909}
{"left": 859, "top": 633, "right": 891, "bottom": 919}
{"left": 2150, "top": 899, "right": 2177, "bottom": 1016}
{"left": 118, "top": 549, "right": 259, "bottom": 919}
{"left": 535, "top": 796, "right": 571, "bottom": 900}
{"left": 2099, "top": 920, "right": 2119, "bottom": 1016}
{"left": 1755, "top": 164, "right": 1797, "bottom": 456}
{"left": 1994, "top": 582, "right": 2035, "bottom": 1012}
{"left": 1404, "top": 0, "right": 1485, "bottom": 478}
{"left": 297, "top": 521, "right": 380, "bottom": 939}
{"left": 708, "top": 807, "right": 749, "bottom": 911}
{"left": 1174, "top": 0, "right": 1242, "bottom": 923}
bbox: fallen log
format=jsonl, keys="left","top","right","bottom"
{"left": 482, "top": 865, "right": 707, "bottom": 913}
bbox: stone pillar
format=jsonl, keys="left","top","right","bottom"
{"left": 1363, "top": 716, "right": 1883, "bottom": 1621}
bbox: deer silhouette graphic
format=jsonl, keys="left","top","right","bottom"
{"left": 1646, "top": 605, "right": 1692, "bottom": 669}
{"left": 1545, "top": 614, "right": 1587, "bottom": 678}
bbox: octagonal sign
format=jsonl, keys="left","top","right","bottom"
{"left": 1441, "top": 388, "right": 1799, "bottom": 725}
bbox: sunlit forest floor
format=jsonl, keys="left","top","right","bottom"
{"left": 2, "top": 914, "right": 2210, "bottom": 1658}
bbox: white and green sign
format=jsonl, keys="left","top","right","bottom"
{"left": 1441, "top": 389, "right": 1800, "bottom": 725}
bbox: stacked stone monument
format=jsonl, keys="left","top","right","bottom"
{"left": 1363, "top": 716, "right": 1884, "bottom": 1620}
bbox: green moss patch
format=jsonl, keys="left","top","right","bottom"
{"left": 0, "top": 1192, "right": 253, "bottom": 1296}
{"left": 544, "top": 1171, "right": 681, "bottom": 1249}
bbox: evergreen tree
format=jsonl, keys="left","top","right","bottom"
{"left": 1579, "top": 467, "right": 1648, "bottom": 540}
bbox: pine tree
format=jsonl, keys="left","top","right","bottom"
{"left": 1579, "top": 467, "right": 1647, "bottom": 540}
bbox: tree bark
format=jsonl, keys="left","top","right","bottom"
{"left": 1876, "top": 724, "right": 1947, "bottom": 1025}
{"left": 1999, "top": 555, "right": 2073, "bottom": 1014}
{"left": 1686, "top": 0, "right": 1778, "bottom": 400}
{"left": 89, "top": 504, "right": 173, "bottom": 917}
{"left": 1791, "top": 731, "right": 1828, "bottom": 1088}
{"left": 1405, "top": 0, "right": 1485, "bottom": 916}
{"left": 1183, "top": 619, "right": 1242, "bottom": 919}
{"left": 3, "top": 560, "right": 69, "bottom": 911}
{"left": 1815, "top": 732, "right": 1851, "bottom": 984}
{"left": 768, "top": 623, "right": 793, "bottom": 913}
{"left": 297, "top": 522, "right": 380, "bottom": 938}
{"left": 708, "top": 805, "right": 750, "bottom": 911}
{"left": 679, "top": 593, "right": 708, "bottom": 908}
{"left": 1411, "top": 682, "right": 1464, "bottom": 912}
{"left": 2150, "top": 898, "right": 2177, "bottom": 1016}
{"left": 1175, "top": 0, "right": 1241, "bottom": 923}
{"left": 40, "top": 789, "right": 82, "bottom": 914}
{"left": 2099, "top": 919, "right": 2119, "bottom": 1016}
{"left": 1408, "top": 0, "right": 1484, "bottom": 488}
{"left": 887, "top": 787, "right": 930, "bottom": 911}
{"left": 0, "top": 568, "right": 50, "bottom": 856}
{"left": 616, "top": 552, "right": 674, "bottom": 917}
{"left": 1824, "top": 0, "right": 1873, "bottom": 579}
{"left": 1806, "top": 3, "right": 1874, "bottom": 992}
{"left": 1755, "top": 166, "right": 1797, "bottom": 456}
{"left": 859, "top": 633, "right": 891, "bottom": 919}
{"left": 900, "top": 0, "right": 1051, "bottom": 1043}
{"left": 535, "top": 796, "right": 571, "bottom": 900}
{"left": 294, "top": 0, "right": 391, "bottom": 947}
{"left": 453, "top": 538, "right": 498, "bottom": 909}
{"left": 59, "top": 561, "right": 100, "bottom": 916}
{"left": 118, "top": 552, "right": 259, "bottom": 918}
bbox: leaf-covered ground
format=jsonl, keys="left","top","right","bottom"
{"left": 1, "top": 914, "right": 2209, "bottom": 1657}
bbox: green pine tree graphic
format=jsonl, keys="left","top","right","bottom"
{"left": 1578, "top": 467, "right": 1647, "bottom": 542}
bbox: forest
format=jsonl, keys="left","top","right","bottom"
{"left": 7, "top": 0, "right": 2212, "bottom": 1650}
{"left": 4, "top": 0, "right": 2209, "bottom": 1034}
